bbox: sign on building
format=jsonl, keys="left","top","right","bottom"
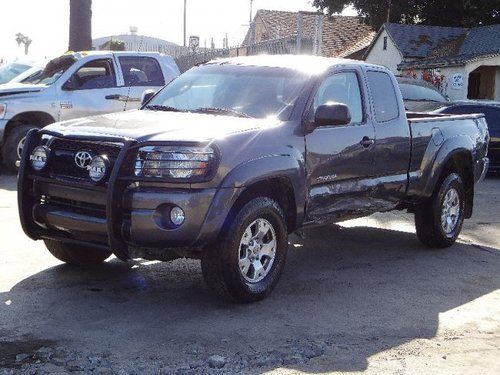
{"left": 451, "top": 73, "right": 464, "bottom": 90}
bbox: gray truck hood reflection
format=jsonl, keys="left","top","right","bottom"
{"left": 44, "top": 110, "right": 280, "bottom": 142}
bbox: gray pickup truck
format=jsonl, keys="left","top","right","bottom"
{"left": 18, "top": 56, "right": 489, "bottom": 303}
{"left": 0, "top": 51, "right": 179, "bottom": 171}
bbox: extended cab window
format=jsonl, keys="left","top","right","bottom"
{"left": 119, "top": 56, "right": 165, "bottom": 86}
{"left": 367, "top": 71, "right": 399, "bottom": 122}
{"left": 68, "top": 59, "right": 117, "bottom": 90}
{"left": 313, "top": 71, "right": 363, "bottom": 124}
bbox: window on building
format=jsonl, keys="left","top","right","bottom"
{"left": 383, "top": 36, "right": 388, "bottom": 50}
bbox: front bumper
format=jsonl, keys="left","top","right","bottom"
{"left": 18, "top": 130, "right": 227, "bottom": 259}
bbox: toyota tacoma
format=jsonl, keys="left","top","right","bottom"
{"left": 18, "top": 55, "right": 489, "bottom": 303}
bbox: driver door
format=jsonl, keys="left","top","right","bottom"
{"left": 58, "top": 58, "right": 128, "bottom": 121}
{"left": 305, "top": 69, "right": 377, "bottom": 223}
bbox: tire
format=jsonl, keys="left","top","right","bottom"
{"left": 415, "top": 173, "right": 465, "bottom": 248}
{"left": 201, "top": 197, "right": 288, "bottom": 303}
{"left": 2, "top": 124, "right": 37, "bottom": 172}
{"left": 44, "top": 239, "right": 112, "bottom": 266}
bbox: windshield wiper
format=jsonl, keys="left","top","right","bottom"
{"left": 191, "top": 107, "right": 253, "bottom": 118}
{"left": 145, "top": 104, "right": 184, "bottom": 112}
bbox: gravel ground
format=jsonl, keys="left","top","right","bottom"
{"left": 0, "top": 173, "right": 499, "bottom": 374}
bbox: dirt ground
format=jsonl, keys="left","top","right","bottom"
{"left": 0, "top": 173, "right": 499, "bottom": 374}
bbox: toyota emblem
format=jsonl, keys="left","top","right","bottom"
{"left": 74, "top": 151, "right": 93, "bottom": 169}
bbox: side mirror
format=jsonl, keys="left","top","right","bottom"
{"left": 314, "top": 102, "right": 351, "bottom": 127}
{"left": 62, "top": 76, "right": 76, "bottom": 91}
{"left": 141, "top": 89, "right": 156, "bottom": 106}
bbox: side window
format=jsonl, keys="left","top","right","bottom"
{"left": 119, "top": 57, "right": 165, "bottom": 86}
{"left": 312, "top": 71, "right": 363, "bottom": 124}
{"left": 70, "top": 59, "right": 116, "bottom": 90}
{"left": 367, "top": 71, "right": 399, "bottom": 122}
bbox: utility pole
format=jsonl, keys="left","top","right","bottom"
{"left": 250, "top": 0, "right": 253, "bottom": 23}
{"left": 183, "top": 0, "right": 187, "bottom": 47}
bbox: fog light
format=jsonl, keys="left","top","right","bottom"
{"left": 170, "top": 206, "right": 185, "bottom": 226}
{"left": 88, "top": 155, "right": 109, "bottom": 183}
{"left": 30, "top": 146, "right": 49, "bottom": 171}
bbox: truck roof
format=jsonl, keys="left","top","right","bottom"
{"left": 207, "top": 54, "right": 384, "bottom": 74}
{"left": 63, "top": 51, "right": 166, "bottom": 60}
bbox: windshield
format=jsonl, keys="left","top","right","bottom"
{"left": 31, "top": 55, "right": 76, "bottom": 85}
{"left": 0, "top": 62, "right": 32, "bottom": 84}
{"left": 145, "top": 65, "right": 308, "bottom": 119}
{"left": 399, "top": 83, "right": 447, "bottom": 102}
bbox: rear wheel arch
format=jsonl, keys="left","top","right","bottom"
{"left": 435, "top": 150, "right": 474, "bottom": 218}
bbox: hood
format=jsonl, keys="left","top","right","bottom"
{"left": 0, "top": 82, "right": 47, "bottom": 97}
{"left": 44, "top": 109, "right": 281, "bottom": 143}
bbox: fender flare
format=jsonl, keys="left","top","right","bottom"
{"left": 421, "top": 135, "right": 474, "bottom": 198}
{"left": 195, "top": 154, "right": 306, "bottom": 245}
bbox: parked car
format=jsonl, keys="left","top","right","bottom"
{"left": 434, "top": 101, "right": 500, "bottom": 173}
{"left": 8, "top": 60, "right": 48, "bottom": 84}
{"left": 397, "top": 77, "right": 449, "bottom": 112}
{"left": 18, "top": 55, "right": 489, "bottom": 303}
{"left": 0, "top": 51, "right": 180, "bottom": 171}
{"left": 0, "top": 60, "right": 36, "bottom": 84}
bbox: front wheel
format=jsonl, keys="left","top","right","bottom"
{"left": 201, "top": 197, "right": 288, "bottom": 303}
{"left": 415, "top": 173, "right": 465, "bottom": 248}
{"left": 2, "top": 124, "right": 37, "bottom": 172}
{"left": 44, "top": 239, "right": 112, "bottom": 266}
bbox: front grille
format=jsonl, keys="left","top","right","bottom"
{"left": 47, "top": 138, "right": 123, "bottom": 181}
{"left": 40, "top": 195, "right": 107, "bottom": 218}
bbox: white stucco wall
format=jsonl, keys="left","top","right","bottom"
{"left": 402, "top": 55, "right": 500, "bottom": 101}
{"left": 365, "top": 29, "right": 403, "bottom": 74}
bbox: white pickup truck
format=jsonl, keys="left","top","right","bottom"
{"left": 0, "top": 51, "right": 180, "bottom": 170}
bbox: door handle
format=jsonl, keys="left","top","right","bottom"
{"left": 105, "top": 94, "right": 122, "bottom": 100}
{"left": 105, "top": 94, "right": 141, "bottom": 102}
{"left": 360, "top": 136, "right": 374, "bottom": 148}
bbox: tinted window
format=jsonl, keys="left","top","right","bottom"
{"left": 367, "top": 71, "right": 399, "bottom": 122}
{"left": 119, "top": 56, "right": 165, "bottom": 86}
{"left": 313, "top": 71, "right": 363, "bottom": 124}
{"left": 70, "top": 59, "right": 116, "bottom": 90}
{"left": 399, "top": 83, "right": 447, "bottom": 102}
{"left": 443, "top": 105, "right": 500, "bottom": 135}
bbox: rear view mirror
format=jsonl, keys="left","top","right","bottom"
{"left": 141, "top": 89, "right": 156, "bottom": 106}
{"left": 314, "top": 102, "right": 351, "bottom": 127}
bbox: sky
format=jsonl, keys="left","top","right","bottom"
{"left": 1, "top": 0, "right": 356, "bottom": 62}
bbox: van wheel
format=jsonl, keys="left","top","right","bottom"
{"left": 415, "top": 173, "right": 465, "bottom": 248}
{"left": 44, "top": 239, "right": 112, "bottom": 266}
{"left": 2, "top": 124, "right": 37, "bottom": 172}
{"left": 201, "top": 197, "right": 288, "bottom": 303}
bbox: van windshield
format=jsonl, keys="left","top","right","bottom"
{"left": 145, "top": 65, "right": 308, "bottom": 119}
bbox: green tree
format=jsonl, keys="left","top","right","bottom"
{"left": 68, "top": 0, "right": 92, "bottom": 51}
{"left": 312, "top": 0, "right": 499, "bottom": 30}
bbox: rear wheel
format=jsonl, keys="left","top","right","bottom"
{"left": 415, "top": 173, "right": 465, "bottom": 248}
{"left": 2, "top": 124, "right": 37, "bottom": 172}
{"left": 201, "top": 197, "right": 288, "bottom": 303}
{"left": 44, "top": 239, "right": 112, "bottom": 266}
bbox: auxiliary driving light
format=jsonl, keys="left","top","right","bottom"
{"left": 30, "top": 146, "right": 49, "bottom": 171}
{"left": 88, "top": 155, "right": 109, "bottom": 183}
{"left": 170, "top": 206, "right": 185, "bottom": 226}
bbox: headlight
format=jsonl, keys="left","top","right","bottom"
{"left": 30, "top": 146, "right": 50, "bottom": 171}
{"left": 135, "top": 145, "right": 217, "bottom": 181}
{"left": 0, "top": 103, "right": 6, "bottom": 119}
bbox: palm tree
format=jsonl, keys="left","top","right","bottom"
{"left": 68, "top": 0, "right": 92, "bottom": 51}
